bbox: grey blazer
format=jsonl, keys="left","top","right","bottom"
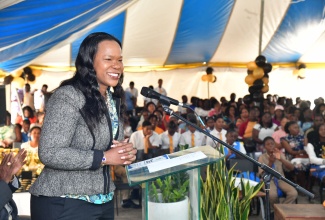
{"left": 30, "top": 85, "right": 123, "bottom": 197}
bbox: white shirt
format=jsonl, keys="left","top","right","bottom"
{"left": 34, "top": 90, "right": 44, "bottom": 110}
{"left": 160, "top": 131, "right": 181, "bottom": 150}
{"left": 125, "top": 87, "right": 138, "bottom": 98}
{"left": 129, "top": 130, "right": 161, "bottom": 150}
{"left": 154, "top": 87, "right": 167, "bottom": 96}
{"left": 206, "top": 129, "right": 227, "bottom": 148}
{"left": 253, "top": 123, "right": 278, "bottom": 141}
{"left": 180, "top": 130, "right": 206, "bottom": 147}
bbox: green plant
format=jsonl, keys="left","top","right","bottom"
{"left": 149, "top": 172, "right": 189, "bottom": 203}
{"left": 200, "top": 159, "right": 264, "bottom": 220}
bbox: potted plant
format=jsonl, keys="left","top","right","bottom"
{"left": 200, "top": 158, "right": 264, "bottom": 220}
{"left": 148, "top": 172, "right": 190, "bottom": 220}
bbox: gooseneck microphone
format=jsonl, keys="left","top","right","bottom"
{"left": 140, "top": 87, "right": 187, "bottom": 107}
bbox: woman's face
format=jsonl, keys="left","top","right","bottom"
{"left": 30, "top": 128, "right": 41, "bottom": 142}
{"left": 262, "top": 113, "right": 272, "bottom": 125}
{"left": 147, "top": 104, "right": 156, "bottom": 113}
{"left": 280, "top": 118, "right": 288, "bottom": 129}
{"left": 319, "top": 124, "right": 325, "bottom": 138}
{"left": 229, "top": 107, "right": 235, "bottom": 116}
{"left": 23, "top": 109, "right": 30, "bottom": 118}
{"left": 288, "top": 123, "right": 300, "bottom": 136}
{"left": 94, "top": 40, "right": 123, "bottom": 93}
{"left": 241, "top": 109, "right": 248, "bottom": 119}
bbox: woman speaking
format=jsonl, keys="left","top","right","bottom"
{"left": 30, "top": 32, "right": 136, "bottom": 220}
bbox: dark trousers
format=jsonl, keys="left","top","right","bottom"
{"left": 31, "top": 195, "right": 114, "bottom": 220}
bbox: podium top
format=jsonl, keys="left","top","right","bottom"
{"left": 126, "top": 145, "right": 224, "bottom": 186}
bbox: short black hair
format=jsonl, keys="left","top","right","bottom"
{"left": 262, "top": 136, "right": 274, "bottom": 145}
{"left": 142, "top": 120, "right": 152, "bottom": 128}
{"left": 284, "top": 121, "right": 297, "bottom": 134}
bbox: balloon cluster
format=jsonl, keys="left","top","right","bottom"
{"left": 3, "top": 67, "right": 42, "bottom": 88}
{"left": 293, "top": 64, "right": 306, "bottom": 79}
{"left": 201, "top": 67, "right": 217, "bottom": 83}
{"left": 244, "top": 55, "right": 272, "bottom": 102}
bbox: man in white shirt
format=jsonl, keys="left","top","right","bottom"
{"left": 180, "top": 117, "right": 206, "bottom": 148}
{"left": 129, "top": 120, "right": 161, "bottom": 161}
{"left": 160, "top": 120, "right": 181, "bottom": 154}
{"left": 206, "top": 115, "right": 227, "bottom": 148}
{"left": 154, "top": 79, "right": 167, "bottom": 96}
{"left": 125, "top": 81, "right": 138, "bottom": 108}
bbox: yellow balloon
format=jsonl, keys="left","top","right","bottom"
{"left": 292, "top": 69, "right": 299, "bottom": 76}
{"left": 252, "top": 67, "right": 264, "bottom": 79}
{"left": 245, "top": 74, "right": 255, "bottom": 86}
{"left": 32, "top": 69, "right": 42, "bottom": 77}
{"left": 207, "top": 74, "right": 213, "bottom": 82}
{"left": 262, "top": 77, "right": 269, "bottom": 85}
{"left": 12, "top": 77, "right": 25, "bottom": 88}
{"left": 261, "top": 85, "right": 269, "bottom": 93}
{"left": 201, "top": 75, "right": 208, "bottom": 81}
{"left": 298, "top": 69, "right": 306, "bottom": 78}
{"left": 12, "top": 69, "right": 23, "bottom": 78}
{"left": 247, "top": 61, "right": 257, "bottom": 71}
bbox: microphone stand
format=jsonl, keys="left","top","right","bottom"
{"left": 158, "top": 97, "right": 314, "bottom": 220}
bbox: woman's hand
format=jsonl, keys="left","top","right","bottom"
{"left": 103, "top": 139, "right": 137, "bottom": 165}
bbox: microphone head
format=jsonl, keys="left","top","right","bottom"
{"left": 140, "top": 87, "right": 150, "bottom": 97}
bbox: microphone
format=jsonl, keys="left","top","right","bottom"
{"left": 140, "top": 87, "right": 186, "bottom": 107}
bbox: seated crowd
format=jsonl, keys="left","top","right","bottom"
{"left": 1, "top": 81, "right": 325, "bottom": 213}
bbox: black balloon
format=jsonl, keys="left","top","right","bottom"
{"left": 27, "top": 73, "right": 36, "bottom": 81}
{"left": 253, "top": 79, "right": 264, "bottom": 88}
{"left": 263, "top": 63, "right": 272, "bottom": 74}
{"left": 243, "top": 95, "right": 252, "bottom": 105}
{"left": 249, "top": 85, "right": 259, "bottom": 94}
{"left": 255, "top": 55, "right": 266, "bottom": 67}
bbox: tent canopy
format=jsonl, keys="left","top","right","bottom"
{"left": 1, "top": 0, "right": 325, "bottom": 73}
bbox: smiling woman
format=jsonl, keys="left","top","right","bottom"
{"left": 29, "top": 32, "right": 137, "bottom": 220}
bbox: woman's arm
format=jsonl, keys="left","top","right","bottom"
{"left": 305, "top": 143, "right": 324, "bottom": 165}
{"left": 281, "top": 139, "right": 300, "bottom": 156}
{"left": 252, "top": 128, "right": 262, "bottom": 144}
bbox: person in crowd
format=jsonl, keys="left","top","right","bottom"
{"left": 194, "top": 99, "right": 211, "bottom": 117}
{"left": 314, "top": 103, "right": 325, "bottom": 117}
{"left": 223, "top": 105, "right": 238, "bottom": 130}
{"left": 272, "top": 117, "right": 289, "bottom": 151}
{"left": 205, "top": 116, "right": 216, "bottom": 132}
{"left": 236, "top": 107, "right": 249, "bottom": 129}
{"left": 160, "top": 120, "right": 181, "bottom": 154}
{"left": 304, "top": 114, "right": 324, "bottom": 145}
{"left": 305, "top": 123, "right": 325, "bottom": 184}
{"left": 268, "top": 102, "right": 275, "bottom": 117}
{"left": 16, "top": 106, "right": 37, "bottom": 126}
{"left": 35, "top": 111, "right": 45, "bottom": 127}
{"left": 153, "top": 109, "right": 167, "bottom": 131}
{"left": 125, "top": 90, "right": 135, "bottom": 117}
{"left": 21, "top": 119, "right": 30, "bottom": 143}
{"left": 34, "top": 84, "right": 48, "bottom": 112}
{"left": 228, "top": 93, "right": 237, "bottom": 108}
{"left": 208, "top": 100, "right": 221, "bottom": 117}
{"left": 180, "top": 114, "right": 206, "bottom": 148}
{"left": 30, "top": 32, "right": 136, "bottom": 220}
{"left": 298, "top": 107, "right": 313, "bottom": 132}
{"left": 125, "top": 81, "right": 138, "bottom": 108}
{"left": 258, "top": 137, "right": 297, "bottom": 214}
{"left": 22, "top": 83, "right": 35, "bottom": 110}
{"left": 136, "top": 109, "right": 149, "bottom": 129}
{"left": 0, "top": 149, "right": 27, "bottom": 220}
{"left": 272, "top": 105, "right": 285, "bottom": 126}
{"left": 0, "top": 112, "right": 17, "bottom": 148}
{"left": 123, "top": 114, "right": 133, "bottom": 139}
{"left": 253, "top": 112, "right": 278, "bottom": 152}
{"left": 145, "top": 101, "right": 156, "bottom": 115}
{"left": 239, "top": 108, "right": 259, "bottom": 153}
{"left": 178, "top": 95, "right": 189, "bottom": 118}
{"left": 223, "top": 129, "right": 246, "bottom": 161}
{"left": 206, "top": 115, "right": 227, "bottom": 149}
{"left": 130, "top": 120, "right": 161, "bottom": 161}
{"left": 154, "top": 78, "right": 167, "bottom": 96}
{"left": 13, "top": 123, "right": 22, "bottom": 144}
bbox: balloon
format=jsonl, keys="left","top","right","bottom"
{"left": 262, "top": 77, "right": 269, "bottom": 85}
{"left": 243, "top": 95, "right": 252, "bottom": 105}
{"left": 207, "top": 74, "right": 214, "bottom": 82}
{"left": 255, "top": 55, "right": 266, "bottom": 67}
{"left": 32, "top": 69, "right": 42, "bottom": 77}
{"left": 293, "top": 69, "right": 299, "bottom": 76}
{"left": 12, "top": 77, "right": 25, "bottom": 88}
{"left": 245, "top": 74, "right": 255, "bottom": 86}
{"left": 247, "top": 61, "right": 257, "bottom": 71}
{"left": 249, "top": 85, "right": 259, "bottom": 94}
{"left": 206, "top": 67, "right": 213, "bottom": 74}
{"left": 253, "top": 79, "right": 264, "bottom": 89}
{"left": 252, "top": 67, "right": 264, "bottom": 79}
{"left": 263, "top": 63, "right": 272, "bottom": 74}
{"left": 261, "top": 85, "right": 269, "bottom": 93}
{"left": 27, "top": 74, "right": 36, "bottom": 82}
{"left": 298, "top": 69, "right": 306, "bottom": 79}
{"left": 12, "top": 69, "right": 23, "bottom": 78}
{"left": 211, "top": 75, "right": 217, "bottom": 83}
{"left": 4, "top": 75, "right": 13, "bottom": 85}
{"left": 201, "top": 75, "right": 208, "bottom": 81}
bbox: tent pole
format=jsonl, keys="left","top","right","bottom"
{"left": 258, "top": 0, "right": 265, "bottom": 55}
